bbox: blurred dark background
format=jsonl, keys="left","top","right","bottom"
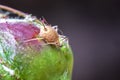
{"left": 0, "top": 0, "right": 120, "bottom": 80}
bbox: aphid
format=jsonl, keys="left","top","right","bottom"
{"left": 40, "top": 24, "right": 60, "bottom": 46}
{"left": 0, "top": 5, "right": 60, "bottom": 46}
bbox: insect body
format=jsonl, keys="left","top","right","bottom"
{"left": 40, "top": 25, "right": 60, "bottom": 46}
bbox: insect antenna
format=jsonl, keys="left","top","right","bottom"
{"left": 0, "top": 5, "right": 27, "bottom": 17}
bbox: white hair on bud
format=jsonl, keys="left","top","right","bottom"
{"left": 2, "top": 65, "right": 14, "bottom": 76}
{"left": 52, "top": 25, "right": 58, "bottom": 32}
